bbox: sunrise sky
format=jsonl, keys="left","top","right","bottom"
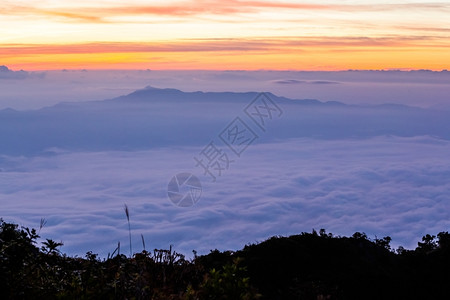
{"left": 1, "top": 0, "right": 450, "bottom": 70}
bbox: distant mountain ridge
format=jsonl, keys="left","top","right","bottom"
{"left": 110, "top": 86, "right": 372, "bottom": 107}
{"left": 0, "top": 85, "right": 421, "bottom": 113}
{"left": 0, "top": 87, "right": 449, "bottom": 156}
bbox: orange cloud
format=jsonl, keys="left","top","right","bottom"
{"left": 1, "top": 36, "right": 448, "bottom": 55}
{"left": 1, "top": 36, "right": 449, "bottom": 71}
{"left": 2, "top": 1, "right": 333, "bottom": 22}
{"left": 107, "top": 0, "right": 331, "bottom": 16}
{"left": 1, "top": 4, "right": 103, "bottom": 23}
{"left": 37, "top": 9, "right": 104, "bottom": 23}
{"left": 6, "top": 1, "right": 448, "bottom": 23}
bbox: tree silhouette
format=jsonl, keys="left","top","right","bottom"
{"left": 375, "top": 236, "right": 392, "bottom": 251}
{"left": 417, "top": 234, "right": 437, "bottom": 252}
{"left": 2, "top": 218, "right": 450, "bottom": 299}
{"left": 41, "top": 238, "right": 64, "bottom": 254}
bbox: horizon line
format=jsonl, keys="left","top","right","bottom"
{"left": 3, "top": 65, "right": 450, "bottom": 73}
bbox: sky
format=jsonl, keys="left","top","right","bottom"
{"left": 1, "top": 0, "right": 450, "bottom": 70}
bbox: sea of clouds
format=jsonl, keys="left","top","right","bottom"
{"left": 1, "top": 136, "right": 449, "bottom": 257}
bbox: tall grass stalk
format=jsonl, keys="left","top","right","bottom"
{"left": 141, "top": 234, "right": 146, "bottom": 252}
{"left": 124, "top": 204, "right": 132, "bottom": 257}
{"left": 39, "top": 218, "right": 47, "bottom": 234}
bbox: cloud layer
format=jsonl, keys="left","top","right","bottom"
{"left": 0, "top": 65, "right": 31, "bottom": 79}
{"left": 1, "top": 136, "right": 449, "bottom": 257}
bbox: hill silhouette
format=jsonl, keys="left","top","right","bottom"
{"left": 1, "top": 219, "right": 449, "bottom": 299}
{"left": 1, "top": 87, "right": 450, "bottom": 156}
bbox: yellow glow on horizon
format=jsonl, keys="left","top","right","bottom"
{"left": 3, "top": 45, "right": 449, "bottom": 71}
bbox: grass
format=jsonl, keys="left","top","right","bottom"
{"left": 124, "top": 204, "right": 132, "bottom": 257}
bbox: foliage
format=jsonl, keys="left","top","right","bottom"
{"left": 1, "top": 219, "right": 450, "bottom": 299}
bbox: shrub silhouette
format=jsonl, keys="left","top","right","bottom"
{"left": 195, "top": 258, "right": 260, "bottom": 300}
{"left": 1, "top": 219, "right": 450, "bottom": 299}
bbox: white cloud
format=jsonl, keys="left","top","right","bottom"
{"left": 1, "top": 136, "right": 449, "bottom": 257}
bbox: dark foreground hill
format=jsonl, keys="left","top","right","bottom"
{"left": 1, "top": 219, "right": 449, "bottom": 299}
